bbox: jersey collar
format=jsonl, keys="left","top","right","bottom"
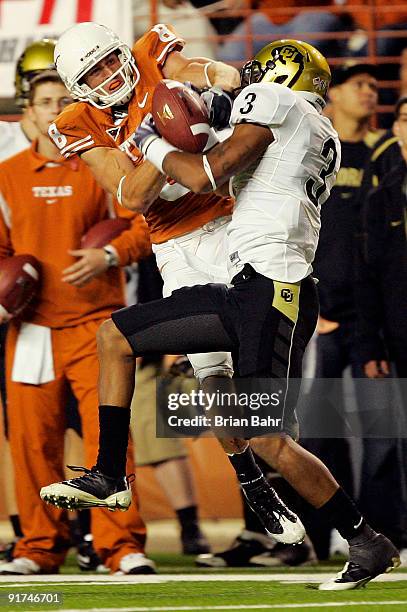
{"left": 296, "top": 91, "right": 326, "bottom": 113}
{"left": 29, "top": 140, "right": 79, "bottom": 172}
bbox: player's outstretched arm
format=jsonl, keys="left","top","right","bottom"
{"left": 81, "top": 146, "right": 166, "bottom": 211}
{"left": 163, "top": 51, "right": 240, "bottom": 92}
{"left": 162, "top": 124, "right": 273, "bottom": 193}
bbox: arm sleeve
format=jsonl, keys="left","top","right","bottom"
{"left": 230, "top": 83, "right": 295, "bottom": 128}
{"left": 109, "top": 204, "right": 152, "bottom": 266}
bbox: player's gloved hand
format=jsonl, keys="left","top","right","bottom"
{"left": 201, "top": 87, "right": 233, "bottom": 130}
{"left": 132, "top": 113, "right": 160, "bottom": 155}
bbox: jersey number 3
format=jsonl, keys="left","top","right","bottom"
{"left": 305, "top": 137, "right": 338, "bottom": 207}
{"left": 239, "top": 92, "right": 257, "bottom": 114}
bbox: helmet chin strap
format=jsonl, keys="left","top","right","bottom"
{"left": 95, "top": 83, "right": 133, "bottom": 108}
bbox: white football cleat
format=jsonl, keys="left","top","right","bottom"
{"left": 40, "top": 466, "right": 132, "bottom": 511}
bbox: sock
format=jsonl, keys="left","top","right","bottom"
{"left": 242, "top": 491, "right": 266, "bottom": 533}
{"left": 78, "top": 510, "right": 91, "bottom": 539}
{"left": 176, "top": 505, "right": 200, "bottom": 536}
{"left": 68, "top": 517, "right": 83, "bottom": 547}
{"left": 95, "top": 405, "right": 130, "bottom": 477}
{"left": 228, "top": 446, "right": 264, "bottom": 490}
{"left": 242, "top": 452, "right": 268, "bottom": 533}
{"left": 9, "top": 514, "right": 23, "bottom": 538}
{"left": 316, "top": 488, "right": 367, "bottom": 542}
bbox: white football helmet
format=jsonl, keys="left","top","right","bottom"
{"left": 54, "top": 22, "right": 139, "bottom": 109}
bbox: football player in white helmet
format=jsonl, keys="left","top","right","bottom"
{"left": 54, "top": 22, "right": 137, "bottom": 110}
{"left": 130, "top": 40, "right": 397, "bottom": 590}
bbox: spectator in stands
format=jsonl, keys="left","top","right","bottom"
{"left": 345, "top": 0, "right": 407, "bottom": 59}
{"left": 0, "top": 39, "right": 93, "bottom": 567}
{"left": 132, "top": 0, "right": 218, "bottom": 57}
{"left": 345, "top": 1, "right": 407, "bottom": 126}
{"left": 355, "top": 97, "right": 407, "bottom": 559}
{"left": 0, "top": 71, "right": 153, "bottom": 576}
{"left": 299, "top": 64, "right": 404, "bottom": 559}
{"left": 163, "top": 0, "right": 245, "bottom": 35}
{"left": 357, "top": 95, "right": 407, "bottom": 374}
{"left": 0, "top": 41, "right": 55, "bottom": 560}
{"left": 0, "top": 39, "right": 103, "bottom": 571}
{"left": 217, "top": 1, "right": 347, "bottom": 63}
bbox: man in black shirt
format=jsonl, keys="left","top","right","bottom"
{"left": 314, "top": 64, "right": 381, "bottom": 329}
{"left": 356, "top": 97, "right": 407, "bottom": 379}
{"left": 300, "top": 64, "right": 404, "bottom": 558}
{"left": 354, "top": 99, "right": 407, "bottom": 560}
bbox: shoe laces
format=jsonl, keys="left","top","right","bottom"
{"left": 335, "top": 561, "right": 368, "bottom": 582}
{"left": 251, "top": 482, "right": 296, "bottom": 522}
{"left": 64, "top": 465, "right": 99, "bottom": 486}
{"left": 65, "top": 465, "right": 135, "bottom": 487}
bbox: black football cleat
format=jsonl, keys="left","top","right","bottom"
{"left": 250, "top": 536, "right": 318, "bottom": 567}
{"left": 76, "top": 534, "right": 107, "bottom": 572}
{"left": 319, "top": 532, "right": 401, "bottom": 590}
{"left": 196, "top": 530, "right": 273, "bottom": 567}
{"left": 181, "top": 527, "right": 211, "bottom": 555}
{"left": 242, "top": 476, "right": 305, "bottom": 545}
{"left": 40, "top": 466, "right": 132, "bottom": 511}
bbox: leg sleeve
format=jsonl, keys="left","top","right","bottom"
{"left": 112, "top": 283, "right": 237, "bottom": 357}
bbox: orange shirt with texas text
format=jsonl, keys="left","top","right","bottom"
{"left": 0, "top": 143, "right": 150, "bottom": 328}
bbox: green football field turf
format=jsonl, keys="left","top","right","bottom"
{"left": 1, "top": 554, "right": 407, "bottom": 612}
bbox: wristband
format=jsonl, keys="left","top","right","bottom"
{"left": 203, "top": 62, "right": 213, "bottom": 87}
{"left": 116, "top": 175, "right": 126, "bottom": 206}
{"left": 228, "top": 177, "right": 235, "bottom": 198}
{"left": 103, "top": 245, "right": 119, "bottom": 267}
{"left": 202, "top": 154, "right": 217, "bottom": 191}
{"left": 143, "top": 137, "right": 179, "bottom": 173}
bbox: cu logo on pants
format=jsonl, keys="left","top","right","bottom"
{"left": 281, "top": 288, "right": 293, "bottom": 303}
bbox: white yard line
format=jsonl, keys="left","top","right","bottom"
{"left": 30, "top": 601, "right": 407, "bottom": 612}
{"left": 0, "top": 572, "right": 406, "bottom": 586}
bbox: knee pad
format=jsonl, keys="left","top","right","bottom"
{"left": 187, "top": 351, "right": 233, "bottom": 384}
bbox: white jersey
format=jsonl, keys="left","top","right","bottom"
{"left": 227, "top": 82, "right": 341, "bottom": 283}
{"left": 0, "top": 121, "right": 30, "bottom": 162}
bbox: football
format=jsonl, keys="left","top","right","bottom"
{"left": 152, "top": 80, "right": 210, "bottom": 153}
{"left": 81, "top": 218, "right": 131, "bottom": 249}
{"left": 0, "top": 254, "right": 41, "bottom": 317}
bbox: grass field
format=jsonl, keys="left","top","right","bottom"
{"left": 1, "top": 554, "right": 407, "bottom": 612}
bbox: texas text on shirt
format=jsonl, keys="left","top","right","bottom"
{"left": 0, "top": 142, "right": 151, "bottom": 328}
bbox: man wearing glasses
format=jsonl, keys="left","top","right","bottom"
{"left": 0, "top": 71, "right": 153, "bottom": 576}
